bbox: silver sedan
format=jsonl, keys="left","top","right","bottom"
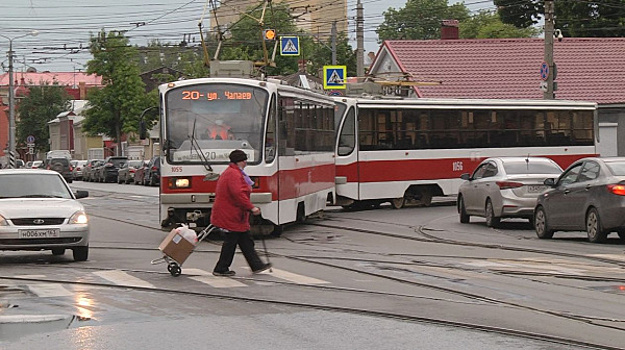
{"left": 458, "top": 157, "right": 563, "bottom": 227}
{"left": 535, "top": 157, "right": 625, "bottom": 242}
{"left": 0, "top": 169, "right": 90, "bottom": 261}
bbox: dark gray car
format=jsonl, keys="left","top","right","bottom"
{"left": 534, "top": 157, "right": 625, "bottom": 242}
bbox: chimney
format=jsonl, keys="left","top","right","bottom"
{"left": 441, "top": 19, "right": 459, "bottom": 40}
{"left": 79, "top": 81, "right": 87, "bottom": 99}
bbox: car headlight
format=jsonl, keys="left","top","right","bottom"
{"left": 0, "top": 214, "right": 7, "bottom": 226}
{"left": 69, "top": 210, "right": 88, "bottom": 224}
{"left": 168, "top": 177, "right": 191, "bottom": 189}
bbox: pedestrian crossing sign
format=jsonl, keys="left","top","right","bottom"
{"left": 280, "top": 36, "right": 300, "bottom": 56}
{"left": 323, "top": 65, "right": 346, "bottom": 90}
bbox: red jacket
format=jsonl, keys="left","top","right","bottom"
{"left": 210, "top": 163, "right": 254, "bottom": 232}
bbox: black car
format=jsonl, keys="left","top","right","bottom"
{"left": 100, "top": 156, "right": 128, "bottom": 183}
{"left": 144, "top": 156, "right": 160, "bottom": 186}
{"left": 45, "top": 157, "right": 73, "bottom": 183}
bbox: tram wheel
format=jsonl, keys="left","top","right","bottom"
{"left": 391, "top": 196, "right": 405, "bottom": 209}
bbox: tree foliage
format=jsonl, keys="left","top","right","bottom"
{"left": 493, "top": 0, "right": 543, "bottom": 29}
{"left": 307, "top": 32, "right": 357, "bottom": 77}
{"left": 376, "top": 0, "right": 470, "bottom": 41}
{"left": 137, "top": 40, "right": 209, "bottom": 78}
{"left": 16, "top": 83, "right": 71, "bottom": 153}
{"left": 460, "top": 11, "right": 539, "bottom": 39}
{"left": 495, "top": 0, "right": 625, "bottom": 37}
{"left": 84, "top": 30, "right": 157, "bottom": 154}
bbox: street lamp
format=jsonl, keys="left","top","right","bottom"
{"left": 0, "top": 30, "right": 38, "bottom": 168}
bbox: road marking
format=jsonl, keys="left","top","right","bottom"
{"left": 27, "top": 283, "right": 73, "bottom": 297}
{"left": 189, "top": 275, "right": 247, "bottom": 288}
{"left": 251, "top": 268, "right": 329, "bottom": 285}
{"left": 94, "top": 270, "right": 155, "bottom": 289}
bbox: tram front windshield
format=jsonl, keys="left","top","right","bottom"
{"left": 164, "top": 84, "right": 268, "bottom": 165}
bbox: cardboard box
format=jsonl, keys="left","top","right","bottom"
{"left": 159, "top": 229, "right": 195, "bottom": 264}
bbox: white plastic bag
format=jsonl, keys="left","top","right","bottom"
{"left": 175, "top": 225, "right": 198, "bottom": 244}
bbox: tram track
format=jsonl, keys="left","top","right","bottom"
{"left": 20, "top": 197, "right": 625, "bottom": 348}
{"left": 0, "top": 269, "right": 621, "bottom": 350}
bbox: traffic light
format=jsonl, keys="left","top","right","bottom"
{"left": 263, "top": 29, "right": 276, "bottom": 41}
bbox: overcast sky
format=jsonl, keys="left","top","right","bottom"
{"left": 0, "top": 0, "right": 494, "bottom": 73}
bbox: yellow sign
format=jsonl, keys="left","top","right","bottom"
{"left": 263, "top": 29, "right": 276, "bottom": 41}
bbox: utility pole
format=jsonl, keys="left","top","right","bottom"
{"left": 356, "top": 0, "right": 364, "bottom": 82}
{"left": 331, "top": 21, "right": 337, "bottom": 65}
{"left": 543, "top": 0, "right": 555, "bottom": 99}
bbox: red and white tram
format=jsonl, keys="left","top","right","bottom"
{"left": 333, "top": 97, "right": 598, "bottom": 209}
{"left": 158, "top": 78, "right": 336, "bottom": 234}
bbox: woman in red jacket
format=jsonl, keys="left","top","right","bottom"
{"left": 211, "top": 149, "right": 272, "bottom": 276}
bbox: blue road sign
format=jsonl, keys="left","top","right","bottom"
{"left": 280, "top": 36, "right": 300, "bottom": 56}
{"left": 26, "top": 135, "right": 35, "bottom": 143}
{"left": 323, "top": 65, "right": 346, "bottom": 90}
{"left": 540, "top": 61, "right": 549, "bottom": 81}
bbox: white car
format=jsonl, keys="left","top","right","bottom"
{"left": 457, "top": 157, "right": 563, "bottom": 227}
{"left": 0, "top": 169, "right": 90, "bottom": 261}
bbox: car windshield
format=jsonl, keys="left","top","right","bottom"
{"left": 605, "top": 160, "right": 625, "bottom": 176}
{"left": 0, "top": 173, "right": 73, "bottom": 199}
{"left": 503, "top": 160, "right": 562, "bottom": 174}
{"left": 128, "top": 160, "right": 143, "bottom": 168}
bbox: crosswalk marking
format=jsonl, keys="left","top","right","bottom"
{"left": 189, "top": 275, "right": 247, "bottom": 288}
{"left": 94, "top": 270, "right": 155, "bottom": 289}
{"left": 27, "top": 283, "right": 73, "bottom": 297}
{"left": 250, "top": 268, "right": 329, "bottom": 285}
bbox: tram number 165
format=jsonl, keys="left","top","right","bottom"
{"left": 452, "top": 161, "right": 464, "bottom": 172}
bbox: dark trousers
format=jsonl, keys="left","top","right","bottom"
{"left": 214, "top": 230, "right": 264, "bottom": 272}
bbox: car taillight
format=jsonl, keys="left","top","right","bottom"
{"left": 151, "top": 166, "right": 157, "bottom": 171}
{"left": 69, "top": 166, "right": 73, "bottom": 171}
{"left": 496, "top": 181, "right": 523, "bottom": 190}
{"left": 607, "top": 184, "right": 625, "bottom": 196}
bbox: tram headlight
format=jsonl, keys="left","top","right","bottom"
{"left": 168, "top": 177, "right": 191, "bottom": 189}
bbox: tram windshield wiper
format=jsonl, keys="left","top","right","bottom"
{"left": 190, "top": 118, "right": 220, "bottom": 181}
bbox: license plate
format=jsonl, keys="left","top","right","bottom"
{"left": 18, "top": 229, "right": 60, "bottom": 239}
{"left": 527, "top": 185, "right": 545, "bottom": 193}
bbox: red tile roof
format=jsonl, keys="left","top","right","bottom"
{"left": 0, "top": 72, "right": 102, "bottom": 87}
{"left": 377, "top": 38, "right": 625, "bottom": 104}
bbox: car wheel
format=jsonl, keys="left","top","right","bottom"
{"left": 458, "top": 196, "right": 470, "bottom": 223}
{"left": 617, "top": 229, "right": 625, "bottom": 241}
{"left": 391, "top": 196, "right": 405, "bottom": 209}
{"left": 51, "top": 248, "right": 65, "bottom": 256}
{"left": 586, "top": 208, "right": 607, "bottom": 243}
{"left": 485, "top": 199, "right": 500, "bottom": 228}
{"left": 534, "top": 206, "right": 554, "bottom": 239}
{"left": 73, "top": 246, "right": 89, "bottom": 261}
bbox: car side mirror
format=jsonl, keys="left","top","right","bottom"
{"left": 544, "top": 178, "right": 556, "bottom": 187}
{"left": 74, "top": 190, "right": 89, "bottom": 199}
{"left": 460, "top": 173, "right": 471, "bottom": 181}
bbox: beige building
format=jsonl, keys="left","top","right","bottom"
{"left": 210, "top": 0, "right": 347, "bottom": 41}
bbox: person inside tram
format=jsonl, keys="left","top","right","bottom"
{"left": 204, "top": 119, "right": 235, "bottom": 140}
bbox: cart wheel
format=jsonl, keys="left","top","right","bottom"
{"left": 169, "top": 263, "right": 182, "bottom": 277}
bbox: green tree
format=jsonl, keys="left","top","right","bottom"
{"left": 376, "top": 0, "right": 470, "bottom": 41}
{"left": 136, "top": 40, "right": 209, "bottom": 78}
{"left": 495, "top": 0, "right": 625, "bottom": 37}
{"left": 493, "top": 0, "right": 543, "bottom": 29}
{"left": 460, "top": 11, "right": 539, "bottom": 39}
{"left": 84, "top": 30, "right": 157, "bottom": 155}
{"left": 16, "top": 83, "right": 71, "bottom": 154}
{"left": 307, "top": 32, "right": 357, "bottom": 77}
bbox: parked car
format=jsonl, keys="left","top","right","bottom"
{"left": 144, "top": 156, "right": 161, "bottom": 186}
{"left": 45, "top": 157, "right": 74, "bottom": 183}
{"left": 71, "top": 160, "right": 88, "bottom": 181}
{"left": 458, "top": 156, "right": 563, "bottom": 227}
{"left": 91, "top": 159, "right": 107, "bottom": 182}
{"left": 534, "top": 157, "right": 625, "bottom": 243}
{"left": 31, "top": 160, "right": 43, "bottom": 169}
{"left": 97, "top": 156, "right": 128, "bottom": 183}
{"left": 0, "top": 169, "right": 90, "bottom": 261}
{"left": 118, "top": 160, "right": 144, "bottom": 184}
{"left": 83, "top": 159, "right": 103, "bottom": 182}
{"left": 133, "top": 160, "right": 150, "bottom": 185}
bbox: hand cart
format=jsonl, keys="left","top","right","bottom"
{"left": 151, "top": 224, "right": 218, "bottom": 277}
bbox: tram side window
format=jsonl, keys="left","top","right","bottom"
{"left": 279, "top": 96, "right": 334, "bottom": 153}
{"left": 338, "top": 107, "right": 356, "bottom": 156}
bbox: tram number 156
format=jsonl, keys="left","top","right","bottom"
{"left": 452, "top": 161, "right": 464, "bottom": 172}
